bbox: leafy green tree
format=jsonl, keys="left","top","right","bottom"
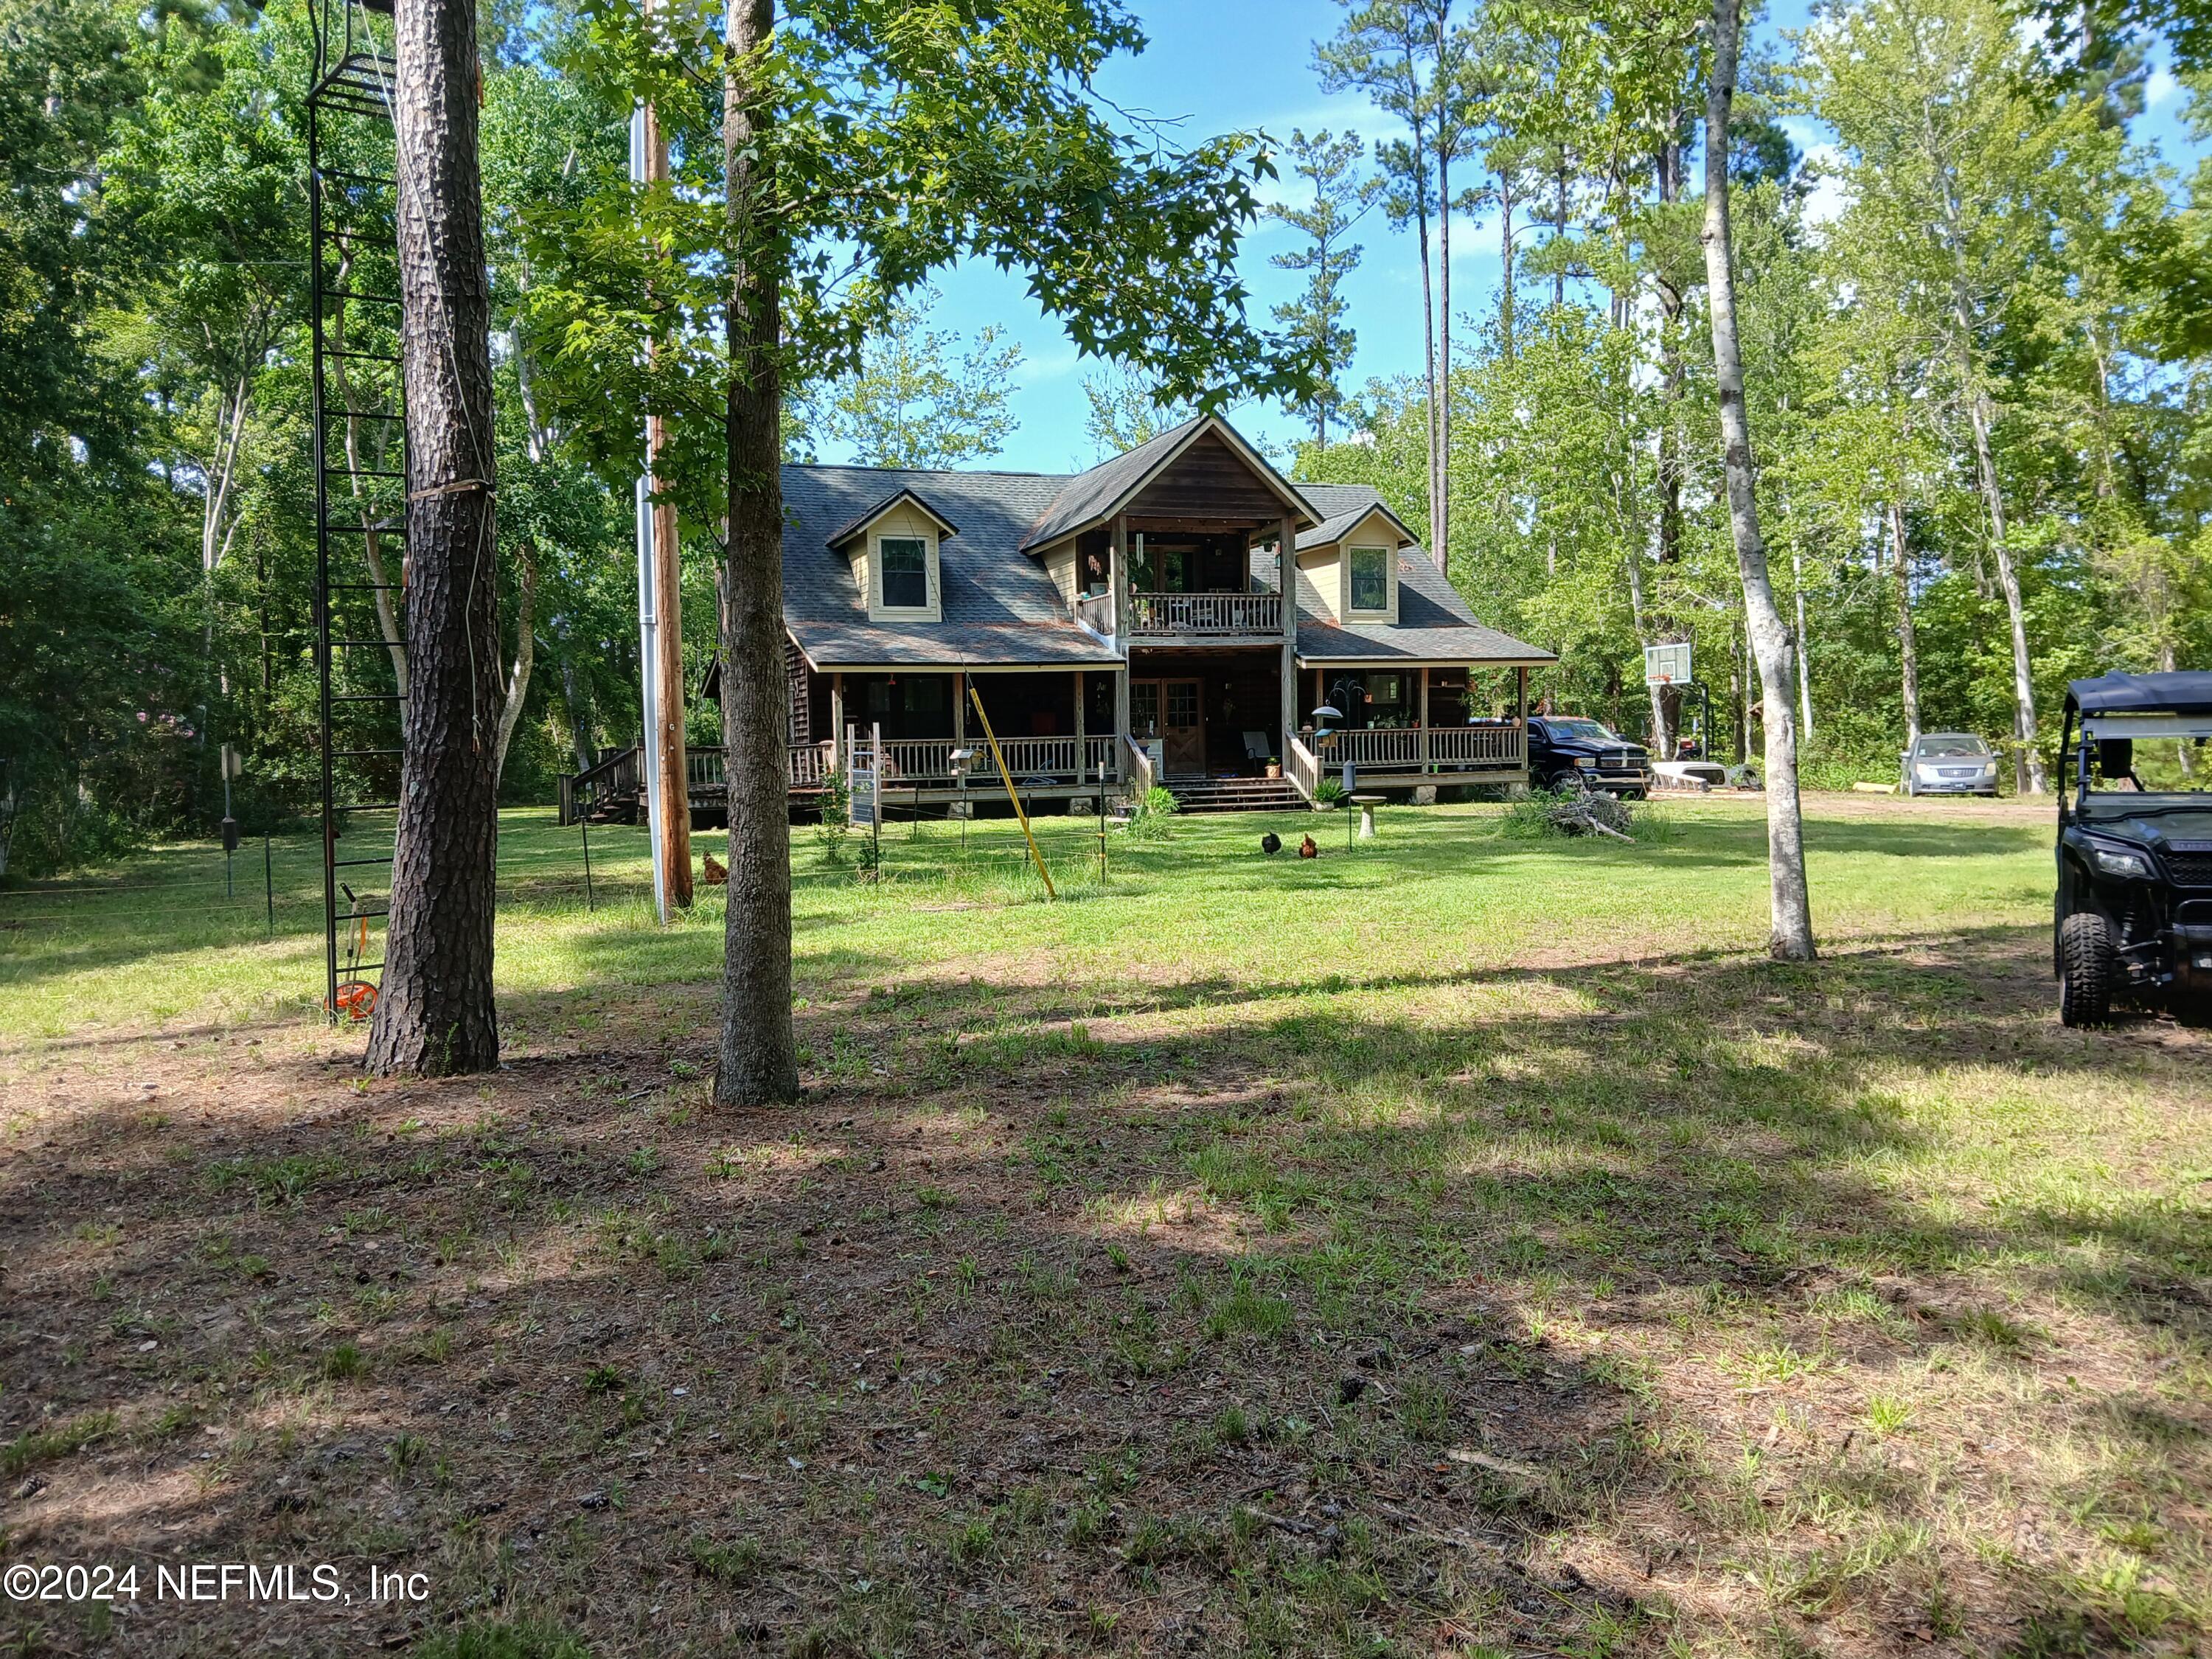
{"left": 1317, "top": 0, "right": 1491, "bottom": 558}
{"left": 1077, "top": 361, "right": 1197, "bottom": 459}
{"left": 802, "top": 288, "right": 1023, "bottom": 470}
{"left": 525, "top": 0, "right": 1319, "bottom": 1106}
{"left": 1266, "top": 129, "right": 1382, "bottom": 448}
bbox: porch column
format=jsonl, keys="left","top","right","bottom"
{"left": 1516, "top": 665, "right": 1528, "bottom": 773}
{"left": 953, "top": 671, "right": 966, "bottom": 747}
{"left": 1072, "top": 669, "right": 1085, "bottom": 780}
{"left": 830, "top": 672, "right": 846, "bottom": 776}
{"left": 1419, "top": 668, "right": 1430, "bottom": 772}
{"left": 1279, "top": 513, "right": 1298, "bottom": 755}
{"left": 1111, "top": 515, "right": 1132, "bottom": 776}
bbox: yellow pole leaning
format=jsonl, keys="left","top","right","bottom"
{"left": 968, "top": 684, "right": 1056, "bottom": 900}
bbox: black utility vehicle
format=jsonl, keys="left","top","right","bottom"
{"left": 2055, "top": 671, "right": 2212, "bottom": 1026}
{"left": 1528, "top": 717, "right": 1652, "bottom": 799}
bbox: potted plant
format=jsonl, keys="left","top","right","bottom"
{"left": 1264, "top": 757, "right": 1281, "bottom": 779}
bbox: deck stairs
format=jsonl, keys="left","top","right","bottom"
{"left": 1164, "top": 776, "right": 1304, "bottom": 814}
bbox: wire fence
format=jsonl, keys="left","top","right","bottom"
{"left": 0, "top": 801, "right": 1140, "bottom": 935}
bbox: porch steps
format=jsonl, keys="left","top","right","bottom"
{"left": 1165, "top": 776, "right": 1304, "bottom": 814}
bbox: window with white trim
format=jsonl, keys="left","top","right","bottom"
{"left": 1347, "top": 545, "right": 1390, "bottom": 614}
{"left": 878, "top": 536, "right": 929, "bottom": 610}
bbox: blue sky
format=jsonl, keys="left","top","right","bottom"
{"left": 853, "top": 0, "right": 2206, "bottom": 476}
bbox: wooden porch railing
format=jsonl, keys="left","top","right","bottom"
{"left": 1126, "top": 591, "right": 1283, "bottom": 636}
{"left": 1320, "top": 724, "right": 1526, "bottom": 773}
{"left": 837, "top": 736, "right": 1118, "bottom": 787}
{"left": 1121, "top": 733, "right": 1156, "bottom": 796}
{"left": 1284, "top": 735, "right": 1320, "bottom": 804}
{"left": 559, "top": 744, "right": 641, "bottom": 824}
{"left": 1074, "top": 591, "right": 1116, "bottom": 638}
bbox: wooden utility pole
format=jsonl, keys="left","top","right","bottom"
{"left": 644, "top": 21, "right": 693, "bottom": 910}
{"left": 368, "top": 0, "right": 502, "bottom": 1075}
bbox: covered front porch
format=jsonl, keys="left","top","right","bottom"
{"left": 793, "top": 664, "right": 1132, "bottom": 804}
{"left": 1287, "top": 664, "right": 1532, "bottom": 794}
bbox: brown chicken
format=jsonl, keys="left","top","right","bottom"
{"left": 1298, "top": 835, "right": 1319, "bottom": 859}
{"left": 702, "top": 853, "right": 728, "bottom": 886}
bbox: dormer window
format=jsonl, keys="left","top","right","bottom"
{"left": 879, "top": 536, "right": 929, "bottom": 611}
{"left": 1347, "top": 545, "right": 1391, "bottom": 616}
{"left": 826, "top": 487, "right": 956, "bottom": 624}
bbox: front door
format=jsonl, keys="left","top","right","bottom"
{"left": 1160, "top": 678, "right": 1205, "bottom": 776}
{"left": 1131, "top": 677, "right": 1208, "bottom": 776}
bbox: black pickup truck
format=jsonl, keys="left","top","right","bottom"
{"left": 1528, "top": 717, "right": 1652, "bottom": 799}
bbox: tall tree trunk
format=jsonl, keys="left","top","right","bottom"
{"left": 717, "top": 0, "right": 801, "bottom": 1108}
{"left": 1703, "top": 0, "right": 1814, "bottom": 961}
{"left": 1962, "top": 381, "right": 2043, "bottom": 793}
{"left": 1654, "top": 145, "right": 1685, "bottom": 569}
{"left": 1411, "top": 123, "right": 1439, "bottom": 548}
{"left": 491, "top": 540, "right": 536, "bottom": 791}
{"left": 1932, "top": 150, "right": 2042, "bottom": 793}
{"left": 1791, "top": 538, "right": 1813, "bottom": 742}
{"left": 1498, "top": 172, "right": 1514, "bottom": 358}
{"left": 1433, "top": 58, "right": 1452, "bottom": 570}
{"left": 1888, "top": 498, "right": 1921, "bottom": 745}
{"left": 1552, "top": 155, "right": 1566, "bottom": 307}
{"left": 1624, "top": 546, "right": 1669, "bottom": 757}
{"left": 559, "top": 653, "right": 597, "bottom": 772}
{"left": 367, "top": 0, "right": 503, "bottom": 1077}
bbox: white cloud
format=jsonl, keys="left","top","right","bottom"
{"left": 2149, "top": 68, "right": 2178, "bottom": 106}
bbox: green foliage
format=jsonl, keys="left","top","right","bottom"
{"left": 1123, "top": 784, "right": 1180, "bottom": 841}
{"left": 815, "top": 773, "right": 852, "bottom": 866}
{"left": 521, "top": 0, "right": 1324, "bottom": 529}
{"left": 1266, "top": 128, "right": 1382, "bottom": 446}
{"left": 1312, "top": 776, "right": 1346, "bottom": 806}
{"left": 801, "top": 287, "right": 1023, "bottom": 469}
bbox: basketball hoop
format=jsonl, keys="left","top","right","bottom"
{"left": 1645, "top": 643, "right": 1691, "bottom": 687}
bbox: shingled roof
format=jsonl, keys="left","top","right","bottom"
{"left": 777, "top": 454, "right": 1551, "bottom": 671}
{"left": 781, "top": 463, "right": 1121, "bottom": 670}
{"left": 1290, "top": 484, "right": 1556, "bottom": 667}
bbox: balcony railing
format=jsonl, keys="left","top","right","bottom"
{"left": 1312, "top": 724, "right": 1526, "bottom": 772}
{"left": 1074, "top": 591, "right": 1116, "bottom": 637}
{"left": 1126, "top": 591, "right": 1282, "bottom": 636}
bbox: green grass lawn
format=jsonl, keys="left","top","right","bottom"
{"left": 1, "top": 796, "right": 2206, "bottom": 1658}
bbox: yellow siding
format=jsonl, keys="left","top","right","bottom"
{"left": 1297, "top": 545, "right": 1342, "bottom": 620}
{"left": 866, "top": 503, "right": 942, "bottom": 622}
{"left": 1042, "top": 540, "right": 1078, "bottom": 605}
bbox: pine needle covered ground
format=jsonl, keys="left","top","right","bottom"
{"left": 2, "top": 798, "right": 2205, "bottom": 1657}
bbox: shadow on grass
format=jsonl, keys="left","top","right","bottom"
{"left": 3, "top": 924, "right": 2206, "bottom": 1655}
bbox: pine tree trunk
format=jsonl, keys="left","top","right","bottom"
{"left": 1888, "top": 498, "right": 1921, "bottom": 745}
{"left": 1702, "top": 0, "right": 1815, "bottom": 962}
{"left": 367, "top": 0, "right": 502, "bottom": 1075}
{"left": 716, "top": 0, "right": 801, "bottom": 1108}
{"left": 1498, "top": 174, "right": 1514, "bottom": 358}
{"left": 1433, "top": 86, "right": 1451, "bottom": 569}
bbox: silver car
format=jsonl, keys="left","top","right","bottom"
{"left": 1901, "top": 731, "right": 2000, "bottom": 797}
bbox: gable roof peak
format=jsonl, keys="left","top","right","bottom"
{"left": 824, "top": 484, "right": 960, "bottom": 551}
{"left": 1018, "top": 412, "right": 1317, "bottom": 553}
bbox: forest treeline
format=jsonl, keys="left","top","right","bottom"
{"left": 2, "top": 0, "right": 2207, "bottom": 876}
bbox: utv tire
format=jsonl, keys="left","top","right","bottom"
{"left": 2058, "top": 912, "right": 2115, "bottom": 1028}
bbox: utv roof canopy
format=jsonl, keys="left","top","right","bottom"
{"left": 2065, "top": 672, "right": 2212, "bottom": 717}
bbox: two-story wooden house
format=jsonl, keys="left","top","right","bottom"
{"left": 566, "top": 414, "right": 1554, "bottom": 821}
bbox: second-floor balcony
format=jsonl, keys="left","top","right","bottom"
{"left": 1126, "top": 591, "right": 1282, "bottom": 637}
